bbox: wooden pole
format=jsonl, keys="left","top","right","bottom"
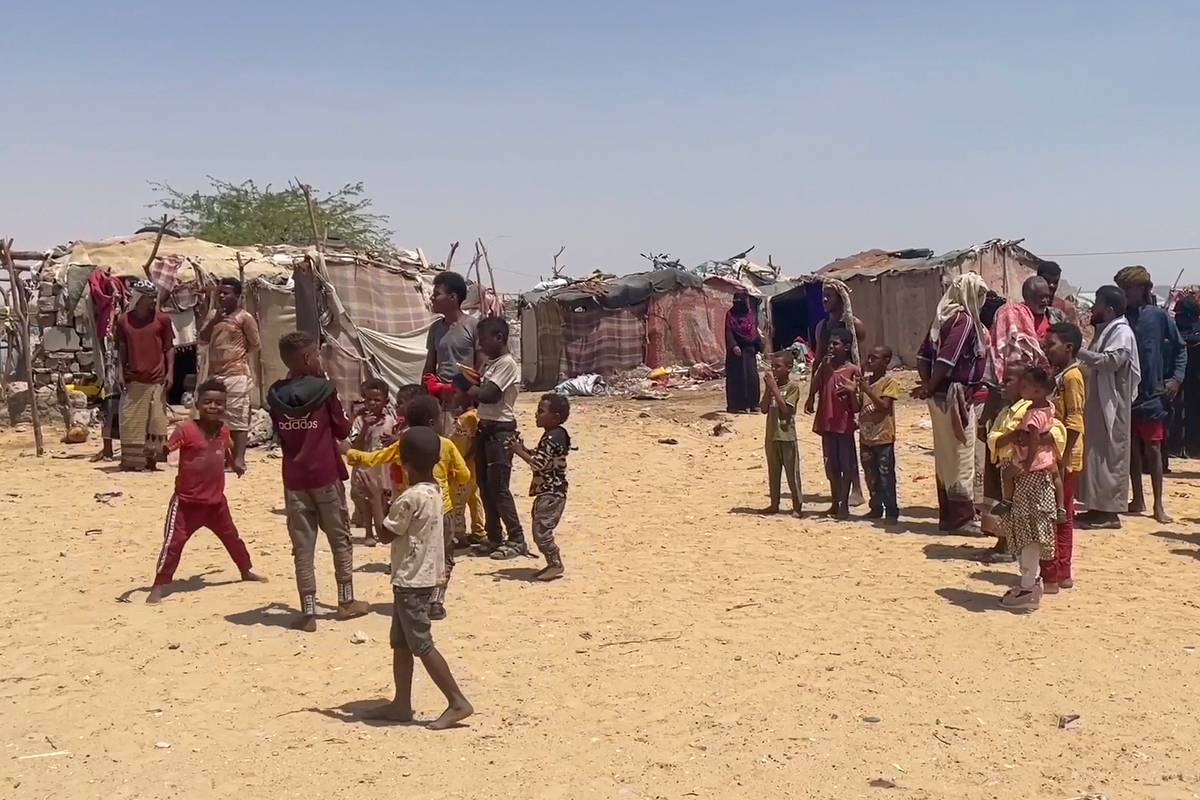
{"left": 235, "top": 252, "right": 247, "bottom": 286}
{"left": 552, "top": 245, "right": 565, "bottom": 278}
{"left": 295, "top": 179, "right": 324, "bottom": 251}
{"left": 140, "top": 214, "right": 174, "bottom": 279}
{"left": 471, "top": 243, "right": 486, "bottom": 316}
{"left": 476, "top": 238, "right": 499, "bottom": 313}
{"left": 444, "top": 241, "right": 459, "bottom": 272}
{"left": 1, "top": 239, "right": 44, "bottom": 455}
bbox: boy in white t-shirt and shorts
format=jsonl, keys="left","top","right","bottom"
{"left": 461, "top": 317, "right": 526, "bottom": 559}
{"left": 363, "top": 426, "right": 473, "bottom": 729}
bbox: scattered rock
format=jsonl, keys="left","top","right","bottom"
{"left": 1058, "top": 713, "right": 1081, "bottom": 730}
{"left": 869, "top": 778, "right": 897, "bottom": 789}
{"left": 712, "top": 422, "right": 735, "bottom": 437}
{"left": 155, "top": 741, "right": 172, "bottom": 750}
{"left": 638, "top": 410, "right": 651, "bottom": 419}
{"left": 167, "top": 643, "right": 180, "bottom": 650}
{"left": 94, "top": 491, "right": 123, "bottom": 505}
{"left": 862, "top": 715, "right": 882, "bottom": 724}
{"left": 350, "top": 630, "right": 370, "bottom": 644}
{"left": 657, "top": 438, "right": 679, "bottom": 445}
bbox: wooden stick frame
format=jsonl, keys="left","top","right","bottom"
{"left": 0, "top": 238, "right": 45, "bottom": 455}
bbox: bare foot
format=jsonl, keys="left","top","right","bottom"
{"left": 360, "top": 702, "right": 414, "bottom": 723}
{"left": 536, "top": 563, "right": 564, "bottom": 582}
{"left": 428, "top": 700, "right": 474, "bottom": 730}
{"left": 822, "top": 504, "right": 839, "bottom": 517}
{"left": 791, "top": 508, "right": 804, "bottom": 518}
{"left": 757, "top": 506, "right": 780, "bottom": 516}
{"left": 293, "top": 615, "right": 317, "bottom": 632}
{"left": 241, "top": 571, "right": 269, "bottom": 583}
{"left": 146, "top": 586, "right": 164, "bottom": 604}
{"left": 1154, "top": 508, "right": 1174, "bottom": 524}
{"left": 336, "top": 600, "right": 370, "bottom": 620}
{"left": 1127, "top": 501, "right": 1146, "bottom": 514}
{"left": 89, "top": 451, "right": 112, "bottom": 463}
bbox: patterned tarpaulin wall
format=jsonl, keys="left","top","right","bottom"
{"left": 322, "top": 261, "right": 435, "bottom": 402}
{"left": 645, "top": 286, "right": 734, "bottom": 369}
{"left": 560, "top": 304, "right": 646, "bottom": 377}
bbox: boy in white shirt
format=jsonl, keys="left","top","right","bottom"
{"left": 363, "top": 426, "right": 473, "bottom": 730}
{"left": 464, "top": 316, "right": 526, "bottom": 559}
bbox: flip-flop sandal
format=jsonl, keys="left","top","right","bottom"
{"left": 489, "top": 544, "right": 528, "bottom": 560}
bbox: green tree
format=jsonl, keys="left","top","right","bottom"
{"left": 146, "top": 177, "right": 394, "bottom": 252}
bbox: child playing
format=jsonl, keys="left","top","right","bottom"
{"left": 448, "top": 392, "right": 487, "bottom": 548}
{"left": 1042, "top": 322, "right": 1086, "bottom": 594}
{"left": 266, "top": 332, "right": 369, "bottom": 631}
{"left": 349, "top": 378, "right": 397, "bottom": 546}
{"left": 994, "top": 367, "right": 1066, "bottom": 611}
{"left": 812, "top": 328, "right": 861, "bottom": 517}
{"left": 759, "top": 350, "right": 803, "bottom": 517}
{"left": 362, "top": 425, "right": 473, "bottom": 730}
{"left": 465, "top": 317, "right": 526, "bottom": 559}
{"left": 509, "top": 393, "right": 572, "bottom": 581}
{"left": 147, "top": 379, "right": 267, "bottom": 603}
{"left": 343, "top": 395, "right": 470, "bottom": 621}
{"left": 857, "top": 345, "right": 903, "bottom": 521}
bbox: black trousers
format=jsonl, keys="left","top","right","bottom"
{"left": 476, "top": 421, "right": 525, "bottom": 545}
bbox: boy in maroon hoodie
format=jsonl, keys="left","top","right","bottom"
{"left": 267, "top": 332, "right": 369, "bottom": 632}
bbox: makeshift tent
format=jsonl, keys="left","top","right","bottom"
{"left": 797, "top": 239, "right": 1052, "bottom": 366}
{"left": 519, "top": 268, "right": 753, "bottom": 390}
{"left": 35, "top": 233, "right": 439, "bottom": 409}
{"left": 757, "top": 278, "right": 825, "bottom": 353}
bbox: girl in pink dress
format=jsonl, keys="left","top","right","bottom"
{"left": 997, "top": 367, "right": 1064, "bottom": 611}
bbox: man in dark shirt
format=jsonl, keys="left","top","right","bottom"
{"left": 1115, "top": 266, "right": 1185, "bottom": 523}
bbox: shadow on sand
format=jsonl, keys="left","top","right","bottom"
{"left": 116, "top": 570, "right": 236, "bottom": 603}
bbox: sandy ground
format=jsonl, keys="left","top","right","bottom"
{"left": 2, "top": 382, "right": 1200, "bottom": 800}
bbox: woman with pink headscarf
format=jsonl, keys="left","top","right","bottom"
{"left": 725, "top": 289, "right": 763, "bottom": 413}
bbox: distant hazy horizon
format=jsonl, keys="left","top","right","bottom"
{"left": 5, "top": 2, "right": 1198, "bottom": 292}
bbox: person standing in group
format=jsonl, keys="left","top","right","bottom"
{"left": 147, "top": 379, "right": 267, "bottom": 603}
{"left": 758, "top": 350, "right": 803, "bottom": 517}
{"left": 995, "top": 367, "right": 1064, "bottom": 611}
{"left": 1037, "top": 260, "right": 1081, "bottom": 328}
{"left": 724, "top": 289, "right": 763, "bottom": 414}
{"left": 1114, "top": 266, "right": 1185, "bottom": 524}
{"left": 509, "top": 393, "right": 573, "bottom": 581}
{"left": 805, "top": 278, "right": 867, "bottom": 506}
{"left": 115, "top": 281, "right": 175, "bottom": 472}
{"left": 198, "top": 277, "right": 261, "bottom": 474}
{"left": 915, "top": 272, "right": 989, "bottom": 534}
{"left": 990, "top": 275, "right": 1053, "bottom": 384}
{"left": 466, "top": 317, "right": 527, "bottom": 560}
{"left": 813, "top": 328, "right": 860, "bottom": 518}
{"left": 423, "top": 271, "right": 483, "bottom": 427}
{"left": 448, "top": 393, "right": 487, "bottom": 547}
{"left": 1076, "top": 286, "right": 1141, "bottom": 530}
{"left": 266, "top": 331, "right": 369, "bottom": 631}
{"left": 857, "top": 345, "right": 903, "bottom": 522}
{"left": 1169, "top": 297, "right": 1200, "bottom": 458}
{"left": 1042, "top": 322, "right": 1086, "bottom": 593}
{"left": 362, "top": 426, "right": 473, "bottom": 730}
{"left": 343, "top": 395, "right": 470, "bottom": 621}
{"left": 348, "top": 378, "right": 398, "bottom": 546}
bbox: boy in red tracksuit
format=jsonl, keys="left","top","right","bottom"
{"left": 267, "top": 331, "right": 370, "bottom": 632}
{"left": 147, "top": 379, "right": 267, "bottom": 603}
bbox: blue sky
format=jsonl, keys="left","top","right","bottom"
{"left": 4, "top": 1, "right": 1198, "bottom": 290}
